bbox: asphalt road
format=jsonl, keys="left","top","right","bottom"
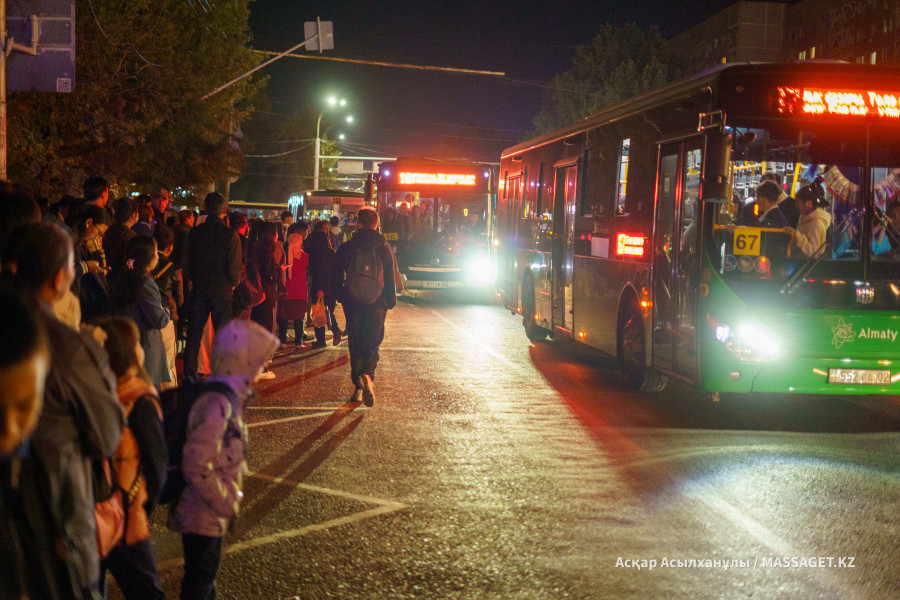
{"left": 115, "top": 290, "right": 900, "bottom": 599}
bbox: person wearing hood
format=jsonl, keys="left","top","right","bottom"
{"left": 328, "top": 215, "right": 344, "bottom": 251}
{"left": 783, "top": 182, "right": 832, "bottom": 258}
{"left": 305, "top": 222, "right": 342, "bottom": 348}
{"left": 168, "top": 318, "right": 278, "bottom": 600}
{"left": 331, "top": 207, "right": 397, "bottom": 406}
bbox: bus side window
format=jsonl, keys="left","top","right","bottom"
{"left": 576, "top": 147, "right": 611, "bottom": 256}
{"left": 537, "top": 174, "right": 554, "bottom": 253}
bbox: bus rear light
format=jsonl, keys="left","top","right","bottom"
{"left": 578, "top": 330, "right": 586, "bottom": 339}
{"left": 729, "top": 370, "right": 742, "bottom": 380}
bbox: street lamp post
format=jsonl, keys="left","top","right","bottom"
{"left": 313, "top": 97, "right": 346, "bottom": 190}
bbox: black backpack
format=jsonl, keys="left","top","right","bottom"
{"left": 158, "top": 378, "right": 237, "bottom": 506}
{"left": 345, "top": 242, "right": 385, "bottom": 304}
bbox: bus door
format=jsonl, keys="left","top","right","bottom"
{"left": 504, "top": 175, "right": 522, "bottom": 308}
{"left": 652, "top": 140, "right": 701, "bottom": 381}
{"left": 552, "top": 162, "right": 577, "bottom": 336}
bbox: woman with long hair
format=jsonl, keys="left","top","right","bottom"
{"left": 784, "top": 180, "right": 831, "bottom": 258}
{"left": 109, "top": 235, "right": 171, "bottom": 385}
{"left": 250, "top": 221, "right": 283, "bottom": 379}
{"left": 277, "top": 228, "right": 309, "bottom": 345}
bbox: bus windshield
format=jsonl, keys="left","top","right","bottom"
{"left": 709, "top": 122, "right": 900, "bottom": 303}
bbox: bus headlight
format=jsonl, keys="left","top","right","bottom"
{"left": 465, "top": 255, "right": 495, "bottom": 286}
{"left": 707, "top": 314, "right": 781, "bottom": 363}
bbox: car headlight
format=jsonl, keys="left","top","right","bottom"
{"left": 707, "top": 314, "right": 780, "bottom": 362}
{"left": 465, "top": 255, "right": 495, "bottom": 286}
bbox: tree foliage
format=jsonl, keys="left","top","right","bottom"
{"left": 9, "top": 0, "right": 263, "bottom": 200}
{"left": 531, "top": 24, "right": 684, "bottom": 136}
{"left": 230, "top": 105, "right": 316, "bottom": 204}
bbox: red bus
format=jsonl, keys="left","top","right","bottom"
{"left": 373, "top": 157, "right": 496, "bottom": 290}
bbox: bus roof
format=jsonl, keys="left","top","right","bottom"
{"left": 501, "top": 61, "right": 900, "bottom": 159}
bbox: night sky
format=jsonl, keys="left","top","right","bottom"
{"left": 249, "top": 0, "right": 743, "bottom": 163}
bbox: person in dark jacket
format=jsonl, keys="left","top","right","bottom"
{"left": 305, "top": 223, "right": 342, "bottom": 348}
{"left": 0, "top": 285, "right": 83, "bottom": 600}
{"left": 68, "top": 203, "right": 112, "bottom": 324}
{"left": 331, "top": 207, "right": 397, "bottom": 406}
{"left": 103, "top": 196, "right": 138, "bottom": 275}
{"left": 4, "top": 221, "right": 125, "bottom": 596}
{"left": 250, "top": 222, "right": 284, "bottom": 336}
{"left": 109, "top": 235, "right": 172, "bottom": 386}
{"left": 170, "top": 208, "right": 195, "bottom": 268}
{"left": 182, "top": 193, "right": 242, "bottom": 379}
{"left": 153, "top": 225, "right": 181, "bottom": 387}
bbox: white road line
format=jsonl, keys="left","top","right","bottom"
{"left": 157, "top": 477, "right": 408, "bottom": 572}
{"left": 247, "top": 406, "right": 359, "bottom": 411}
{"left": 249, "top": 472, "right": 407, "bottom": 508}
{"left": 686, "top": 490, "right": 869, "bottom": 600}
{"left": 247, "top": 409, "right": 367, "bottom": 429}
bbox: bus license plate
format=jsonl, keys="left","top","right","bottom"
{"left": 423, "top": 281, "right": 448, "bottom": 288}
{"left": 827, "top": 368, "right": 891, "bottom": 385}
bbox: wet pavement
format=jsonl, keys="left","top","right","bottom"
{"left": 113, "top": 290, "right": 900, "bottom": 599}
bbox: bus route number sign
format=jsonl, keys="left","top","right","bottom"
{"left": 733, "top": 228, "right": 761, "bottom": 256}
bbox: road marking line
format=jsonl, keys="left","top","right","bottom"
{"left": 157, "top": 477, "right": 407, "bottom": 572}
{"left": 248, "top": 409, "right": 367, "bottom": 428}
{"left": 685, "top": 487, "right": 868, "bottom": 599}
{"left": 249, "top": 472, "right": 407, "bottom": 508}
{"left": 248, "top": 406, "right": 359, "bottom": 411}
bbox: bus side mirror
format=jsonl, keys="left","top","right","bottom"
{"left": 701, "top": 131, "right": 732, "bottom": 203}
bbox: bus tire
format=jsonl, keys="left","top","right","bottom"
{"left": 618, "top": 305, "right": 668, "bottom": 392}
{"left": 522, "top": 274, "right": 546, "bottom": 341}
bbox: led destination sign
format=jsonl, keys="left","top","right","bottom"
{"left": 398, "top": 172, "right": 477, "bottom": 186}
{"left": 616, "top": 233, "right": 645, "bottom": 257}
{"left": 777, "top": 86, "right": 900, "bottom": 118}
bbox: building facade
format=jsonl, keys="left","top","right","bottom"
{"left": 673, "top": 0, "right": 900, "bottom": 74}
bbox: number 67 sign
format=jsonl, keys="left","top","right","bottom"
{"left": 732, "top": 227, "right": 762, "bottom": 256}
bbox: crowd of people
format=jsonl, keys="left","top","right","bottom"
{"left": 0, "top": 177, "right": 398, "bottom": 599}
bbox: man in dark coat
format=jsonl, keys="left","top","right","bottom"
{"left": 103, "top": 196, "right": 138, "bottom": 275}
{"left": 182, "top": 193, "right": 242, "bottom": 379}
{"left": 331, "top": 207, "right": 397, "bottom": 406}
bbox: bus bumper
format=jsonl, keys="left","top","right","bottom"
{"left": 704, "top": 355, "right": 900, "bottom": 395}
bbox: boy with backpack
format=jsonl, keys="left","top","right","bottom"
{"left": 330, "top": 207, "right": 397, "bottom": 407}
{"left": 166, "top": 319, "right": 278, "bottom": 600}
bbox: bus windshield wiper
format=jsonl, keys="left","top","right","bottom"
{"left": 780, "top": 209, "right": 858, "bottom": 294}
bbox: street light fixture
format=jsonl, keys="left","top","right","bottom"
{"left": 314, "top": 97, "right": 348, "bottom": 190}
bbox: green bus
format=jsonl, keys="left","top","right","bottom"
{"left": 497, "top": 62, "right": 900, "bottom": 397}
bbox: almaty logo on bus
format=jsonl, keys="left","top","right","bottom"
{"left": 831, "top": 318, "right": 855, "bottom": 349}
{"left": 831, "top": 317, "right": 899, "bottom": 348}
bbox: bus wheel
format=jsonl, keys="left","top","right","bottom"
{"left": 619, "top": 305, "right": 667, "bottom": 392}
{"left": 522, "top": 276, "right": 546, "bottom": 341}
